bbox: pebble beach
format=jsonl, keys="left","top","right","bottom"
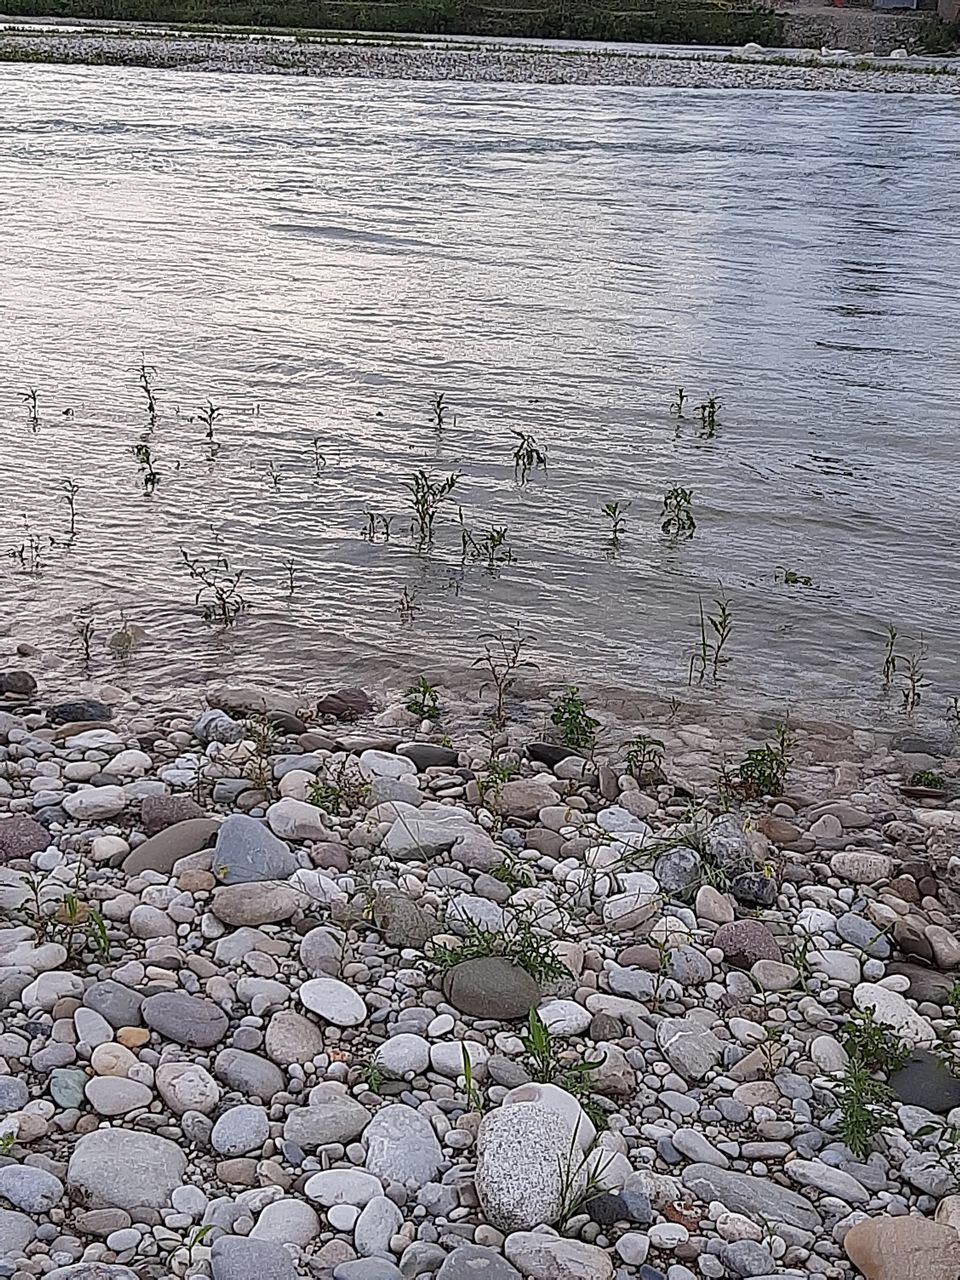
{"left": 0, "top": 662, "right": 959, "bottom": 1280}
{"left": 1, "top": 30, "right": 959, "bottom": 93}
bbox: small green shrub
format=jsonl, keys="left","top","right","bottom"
{"left": 551, "top": 686, "right": 599, "bottom": 750}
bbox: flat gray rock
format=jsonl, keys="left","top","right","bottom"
{"left": 142, "top": 991, "right": 228, "bottom": 1047}
{"left": 67, "top": 1128, "right": 186, "bottom": 1210}
{"left": 437, "top": 1246, "right": 522, "bottom": 1280}
{"left": 682, "top": 1164, "right": 820, "bottom": 1231}
{"left": 121, "top": 819, "right": 219, "bottom": 874}
{"left": 212, "top": 814, "right": 298, "bottom": 884}
{"left": 211, "top": 1235, "right": 297, "bottom": 1280}
{"left": 0, "top": 1164, "right": 63, "bottom": 1212}
{"left": 212, "top": 882, "right": 300, "bottom": 926}
{"left": 283, "top": 1099, "right": 372, "bottom": 1149}
{"left": 0, "top": 1207, "right": 35, "bottom": 1255}
{"left": 442, "top": 956, "right": 540, "bottom": 1020}
{"left": 214, "top": 1048, "right": 284, "bottom": 1100}
{"left": 83, "top": 980, "right": 143, "bottom": 1029}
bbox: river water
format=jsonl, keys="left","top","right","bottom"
{"left": 0, "top": 65, "right": 957, "bottom": 725}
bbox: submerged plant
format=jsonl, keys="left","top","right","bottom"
{"left": 282, "top": 558, "right": 297, "bottom": 594}
{"left": 312, "top": 437, "right": 326, "bottom": 475}
{"left": 132, "top": 442, "right": 161, "bottom": 493}
{"left": 688, "top": 588, "right": 733, "bottom": 684}
{"left": 472, "top": 627, "right": 538, "bottom": 728}
{"left": 900, "top": 636, "right": 929, "bottom": 714}
{"left": 882, "top": 623, "right": 900, "bottom": 686}
{"left": 198, "top": 400, "right": 223, "bottom": 443}
{"left": 7, "top": 522, "right": 45, "bottom": 577}
{"left": 512, "top": 430, "right": 547, "bottom": 481}
{"left": 20, "top": 388, "right": 39, "bottom": 429}
{"left": 72, "top": 612, "right": 96, "bottom": 667}
{"left": 431, "top": 392, "right": 452, "bottom": 432}
{"left": 697, "top": 396, "right": 721, "bottom": 436}
{"left": 775, "top": 566, "right": 814, "bottom": 587}
{"left": 551, "top": 686, "right": 599, "bottom": 751}
{"left": 179, "top": 548, "right": 249, "bottom": 626}
{"left": 601, "top": 501, "right": 630, "bottom": 543}
{"left": 670, "top": 386, "right": 687, "bottom": 417}
{"left": 60, "top": 479, "right": 80, "bottom": 539}
{"left": 266, "top": 461, "right": 281, "bottom": 491}
{"left": 460, "top": 523, "right": 515, "bottom": 570}
{"left": 405, "top": 676, "right": 441, "bottom": 721}
{"left": 135, "top": 353, "right": 159, "bottom": 425}
{"left": 661, "top": 486, "right": 696, "bottom": 539}
{"left": 361, "top": 511, "right": 395, "bottom": 542}
{"left": 397, "top": 586, "right": 418, "bottom": 624}
{"left": 406, "top": 469, "right": 460, "bottom": 544}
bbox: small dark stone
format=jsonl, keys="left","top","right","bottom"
{"left": 894, "top": 917, "right": 934, "bottom": 964}
{"left": 315, "top": 688, "right": 372, "bottom": 720}
{"left": 890, "top": 1051, "right": 960, "bottom": 1114}
{"left": 890, "top": 731, "right": 957, "bottom": 758}
{"left": 441, "top": 956, "right": 540, "bottom": 1020}
{"left": 265, "top": 711, "right": 307, "bottom": 735}
{"left": 730, "top": 871, "right": 777, "bottom": 908}
{"left": 485, "top": 1054, "right": 531, "bottom": 1088}
{"left": 589, "top": 1012, "right": 624, "bottom": 1041}
{"left": 526, "top": 742, "right": 583, "bottom": 768}
{"left": 140, "top": 794, "right": 204, "bottom": 836}
{"left": 0, "top": 670, "right": 37, "bottom": 697}
{"left": 586, "top": 1192, "right": 629, "bottom": 1225}
{"left": 0, "top": 814, "right": 49, "bottom": 862}
{"left": 639, "top": 1265, "right": 666, "bottom": 1280}
{"left": 713, "top": 920, "right": 782, "bottom": 968}
{"left": 397, "top": 743, "right": 459, "bottom": 771}
{"left": 655, "top": 846, "right": 702, "bottom": 898}
{"left": 46, "top": 698, "right": 112, "bottom": 725}
{"left": 309, "top": 842, "right": 351, "bottom": 873}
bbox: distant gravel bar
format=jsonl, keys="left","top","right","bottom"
{"left": 2, "top": 30, "right": 959, "bottom": 92}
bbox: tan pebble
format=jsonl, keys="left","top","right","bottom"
{"left": 177, "top": 870, "right": 215, "bottom": 893}
{"left": 117, "top": 1027, "right": 150, "bottom": 1049}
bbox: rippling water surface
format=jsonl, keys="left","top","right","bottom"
{"left": 1, "top": 65, "right": 958, "bottom": 721}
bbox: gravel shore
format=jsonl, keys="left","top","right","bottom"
{"left": 1, "top": 31, "right": 959, "bottom": 93}
{"left": 1, "top": 664, "right": 960, "bottom": 1279}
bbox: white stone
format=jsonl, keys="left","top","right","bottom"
{"left": 616, "top": 1233, "right": 650, "bottom": 1266}
{"left": 109, "top": 750, "right": 153, "bottom": 777}
{"left": 476, "top": 1103, "right": 587, "bottom": 1230}
{"left": 504, "top": 1232, "right": 614, "bottom": 1280}
{"left": 501, "top": 1083, "right": 596, "bottom": 1151}
{"left": 90, "top": 1043, "right": 138, "bottom": 1077}
{"left": 90, "top": 835, "right": 129, "bottom": 863}
{"left": 74, "top": 1008, "right": 114, "bottom": 1048}
{"left": 430, "top": 1040, "right": 489, "bottom": 1078}
{"left": 853, "top": 982, "right": 936, "bottom": 1047}
{"left": 537, "top": 999, "right": 592, "bottom": 1037}
{"left": 156, "top": 1063, "right": 220, "bottom": 1116}
{"left": 64, "top": 730, "right": 124, "bottom": 750}
{"left": 21, "top": 971, "right": 83, "bottom": 1011}
{"left": 298, "top": 977, "right": 366, "bottom": 1027}
{"left": 251, "top": 1197, "right": 320, "bottom": 1245}
{"left": 304, "top": 1169, "right": 383, "bottom": 1208}
{"left": 62, "top": 786, "right": 127, "bottom": 819}
{"left": 359, "top": 750, "right": 416, "bottom": 781}
{"left": 649, "top": 1222, "right": 689, "bottom": 1248}
{"left": 266, "top": 797, "right": 328, "bottom": 842}
{"left": 377, "top": 1034, "right": 430, "bottom": 1076}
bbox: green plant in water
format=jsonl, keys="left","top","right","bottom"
{"left": 406, "top": 469, "right": 460, "bottom": 544}
{"left": 20, "top": 387, "right": 39, "bottom": 429}
{"left": 738, "top": 723, "right": 792, "bottom": 798}
{"left": 312, "top": 437, "right": 326, "bottom": 475}
{"left": 901, "top": 637, "right": 929, "bottom": 714}
{"left": 266, "top": 460, "right": 281, "bottom": 490}
{"left": 461, "top": 523, "right": 516, "bottom": 570}
{"left": 282, "top": 558, "right": 297, "bottom": 594}
{"left": 132, "top": 442, "right": 160, "bottom": 493}
{"left": 198, "top": 399, "right": 223, "bottom": 442}
{"left": 397, "top": 585, "right": 418, "bottom": 624}
{"left": 882, "top": 623, "right": 900, "bottom": 686}
{"left": 949, "top": 696, "right": 960, "bottom": 730}
{"left": 775, "top": 566, "right": 814, "bottom": 587}
{"left": 601, "top": 500, "right": 629, "bottom": 543}
{"left": 60, "top": 479, "right": 80, "bottom": 539}
{"left": 431, "top": 391, "right": 452, "bottom": 432}
{"left": 909, "top": 769, "right": 944, "bottom": 789}
{"left": 135, "top": 353, "right": 159, "bottom": 425}
{"left": 625, "top": 733, "right": 664, "bottom": 781}
{"left": 472, "top": 626, "right": 538, "bottom": 729}
{"left": 661, "top": 486, "right": 696, "bottom": 539}
{"left": 512, "top": 430, "right": 547, "bottom": 481}
{"left": 7, "top": 521, "right": 45, "bottom": 578}
{"left": 670, "top": 386, "right": 687, "bottom": 417}
{"left": 72, "top": 611, "right": 95, "bottom": 667}
{"left": 425, "top": 909, "right": 567, "bottom": 987}
{"left": 688, "top": 588, "right": 732, "bottom": 685}
{"left": 405, "top": 676, "right": 441, "bottom": 721}
{"left": 551, "top": 686, "right": 599, "bottom": 751}
{"left": 361, "top": 511, "right": 395, "bottom": 542}
{"left": 697, "top": 395, "right": 721, "bottom": 436}
{"left": 179, "top": 548, "right": 250, "bottom": 626}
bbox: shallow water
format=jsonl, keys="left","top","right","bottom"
{"left": 1, "top": 65, "right": 958, "bottom": 722}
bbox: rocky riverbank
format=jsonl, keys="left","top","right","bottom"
{"left": 0, "top": 668, "right": 960, "bottom": 1280}
{"left": 0, "top": 30, "right": 958, "bottom": 93}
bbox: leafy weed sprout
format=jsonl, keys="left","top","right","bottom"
{"left": 359, "top": 1052, "right": 388, "bottom": 1092}
{"left": 18, "top": 862, "right": 110, "bottom": 965}
{"left": 21, "top": 387, "right": 39, "bottom": 429}
{"left": 198, "top": 400, "right": 223, "bottom": 442}
{"left": 551, "top": 686, "right": 599, "bottom": 751}
{"left": 425, "top": 910, "right": 567, "bottom": 987}
{"left": 405, "top": 676, "right": 440, "bottom": 721}
{"left": 179, "top": 548, "right": 250, "bottom": 626}
{"left": 306, "top": 759, "right": 370, "bottom": 816}
{"left": 135, "top": 353, "right": 159, "bottom": 425}
{"left": 472, "top": 627, "right": 538, "bottom": 729}
{"left": 909, "top": 769, "right": 945, "bottom": 789}
{"left": 689, "top": 588, "right": 733, "bottom": 685}
{"left": 882, "top": 623, "right": 900, "bottom": 686}
{"left": 460, "top": 523, "right": 516, "bottom": 570}
{"left": 739, "top": 723, "right": 792, "bottom": 798}
{"left": 625, "top": 734, "right": 664, "bottom": 781}
{"left": 72, "top": 612, "right": 96, "bottom": 667}
{"left": 835, "top": 1008, "right": 909, "bottom": 1157}
{"left": 512, "top": 430, "right": 547, "bottom": 481}
{"left": 521, "top": 1009, "right": 606, "bottom": 1124}
{"left": 900, "top": 636, "right": 929, "bottom": 713}
{"left": 475, "top": 756, "right": 519, "bottom": 810}
{"left": 670, "top": 386, "right": 687, "bottom": 416}
{"left": 661, "top": 486, "right": 696, "bottom": 539}
{"left": 431, "top": 392, "right": 453, "bottom": 432}
{"left": 697, "top": 395, "right": 721, "bottom": 436}
{"left": 490, "top": 852, "right": 535, "bottom": 891}
{"left": 406, "top": 469, "right": 460, "bottom": 544}
{"left": 460, "top": 1043, "right": 486, "bottom": 1113}
{"left": 775, "top": 566, "right": 814, "bottom": 587}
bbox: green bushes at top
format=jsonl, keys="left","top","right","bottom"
{"left": 3, "top": 0, "right": 787, "bottom": 48}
